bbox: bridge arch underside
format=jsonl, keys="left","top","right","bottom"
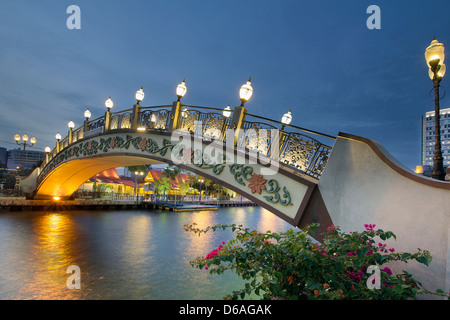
{"left": 34, "top": 149, "right": 332, "bottom": 235}
{"left": 34, "top": 154, "right": 163, "bottom": 200}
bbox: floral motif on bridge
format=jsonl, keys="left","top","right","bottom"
{"left": 247, "top": 173, "right": 267, "bottom": 194}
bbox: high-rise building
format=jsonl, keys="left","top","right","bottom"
{"left": 422, "top": 107, "right": 450, "bottom": 168}
{"left": 6, "top": 148, "right": 46, "bottom": 170}
{"left": 0, "top": 147, "right": 7, "bottom": 168}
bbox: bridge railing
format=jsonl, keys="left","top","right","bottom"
{"left": 241, "top": 112, "right": 334, "bottom": 179}
{"left": 38, "top": 102, "right": 336, "bottom": 182}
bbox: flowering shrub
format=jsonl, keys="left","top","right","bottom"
{"left": 184, "top": 222, "right": 449, "bottom": 300}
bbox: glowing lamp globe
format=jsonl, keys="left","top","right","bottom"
{"left": 135, "top": 87, "right": 145, "bottom": 103}
{"left": 176, "top": 79, "right": 187, "bottom": 100}
{"left": 281, "top": 110, "right": 293, "bottom": 126}
{"left": 239, "top": 77, "right": 253, "bottom": 105}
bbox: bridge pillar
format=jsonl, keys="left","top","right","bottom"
{"left": 229, "top": 106, "right": 247, "bottom": 146}
{"left": 68, "top": 128, "right": 73, "bottom": 144}
{"left": 104, "top": 110, "right": 112, "bottom": 131}
{"left": 131, "top": 103, "right": 141, "bottom": 129}
{"left": 169, "top": 100, "right": 182, "bottom": 131}
{"left": 83, "top": 119, "right": 90, "bottom": 134}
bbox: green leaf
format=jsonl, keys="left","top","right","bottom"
{"left": 401, "top": 253, "right": 411, "bottom": 260}
{"left": 416, "top": 256, "right": 432, "bottom": 266}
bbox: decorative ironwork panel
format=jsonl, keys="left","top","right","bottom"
{"left": 180, "top": 110, "right": 200, "bottom": 133}
{"left": 238, "top": 121, "right": 279, "bottom": 157}
{"left": 120, "top": 112, "right": 131, "bottom": 129}
{"left": 280, "top": 132, "right": 331, "bottom": 179}
{"left": 151, "top": 109, "right": 171, "bottom": 130}
{"left": 202, "top": 113, "right": 226, "bottom": 140}
{"left": 139, "top": 110, "right": 153, "bottom": 128}
{"left": 89, "top": 118, "right": 105, "bottom": 131}
{"left": 110, "top": 114, "right": 120, "bottom": 130}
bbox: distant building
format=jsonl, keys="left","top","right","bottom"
{"left": 7, "top": 148, "right": 46, "bottom": 170}
{"left": 422, "top": 107, "right": 450, "bottom": 168}
{"left": 0, "top": 147, "right": 7, "bottom": 168}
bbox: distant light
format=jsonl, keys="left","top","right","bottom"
{"left": 45, "top": 146, "right": 51, "bottom": 153}
{"left": 135, "top": 87, "right": 145, "bottom": 103}
{"left": 176, "top": 79, "right": 187, "bottom": 101}
{"left": 181, "top": 107, "right": 188, "bottom": 118}
{"left": 137, "top": 127, "right": 146, "bottom": 131}
{"left": 223, "top": 105, "right": 232, "bottom": 118}
{"left": 55, "top": 133, "right": 62, "bottom": 141}
{"left": 53, "top": 196, "right": 61, "bottom": 201}
{"left": 14, "top": 133, "right": 20, "bottom": 142}
{"left": 105, "top": 97, "right": 114, "bottom": 110}
{"left": 68, "top": 121, "right": 75, "bottom": 129}
{"left": 30, "top": 136, "right": 36, "bottom": 145}
{"left": 22, "top": 134, "right": 29, "bottom": 142}
{"left": 239, "top": 77, "right": 253, "bottom": 105}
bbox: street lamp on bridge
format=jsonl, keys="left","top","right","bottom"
{"left": 281, "top": 109, "right": 293, "bottom": 131}
{"left": 68, "top": 121, "right": 75, "bottom": 144}
{"left": 176, "top": 79, "right": 187, "bottom": 102}
{"left": 104, "top": 97, "right": 114, "bottom": 131}
{"left": 425, "top": 37, "right": 447, "bottom": 180}
{"left": 132, "top": 87, "right": 145, "bottom": 129}
{"left": 14, "top": 133, "right": 36, "bottom": 174}
{"left": 239, "top": 77, "right": 253, "bottom": 107}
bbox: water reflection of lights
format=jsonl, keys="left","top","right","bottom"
{"left": 18, "top": 213, "right": 81, "bottom": 299}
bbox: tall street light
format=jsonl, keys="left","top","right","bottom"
{"left": 425, "top": 37, "right": 446, "bottom": 180}
{"left": 14, "top": 133, "right": 36, "bottom": 174}
{"left": 134, "top": 171, "right": 144, "bottom": 202}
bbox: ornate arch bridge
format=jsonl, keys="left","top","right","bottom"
{"left": 19, "top": 87, "right": 450, "bottom": 295}
{"left": 21, "top": 95, "right": 336, "bottom": 234}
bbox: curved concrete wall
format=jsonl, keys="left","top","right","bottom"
{"left": 319, "top": 133, "right": 450, "bottom": 298}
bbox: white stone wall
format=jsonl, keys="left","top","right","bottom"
{"left": 319, "top": 134, "right": 450, "bottom": 299}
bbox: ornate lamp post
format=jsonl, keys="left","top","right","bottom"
{"left": 132, "top": 87, "right": 144, "bottom": 129}
{"left": 223, "top": 105, "right": 232, "bottom": 118}
{"left": 14, "top": 133, "right": 36, "bottom": 174}
{"left": 55, "top": 133, "right": 61, "bottom": 153}
{"left": 198, "top": 178, "right": 204, "bottom": 202}
{"left": 104, "top": 97, "right": 113, "bottom": 131}
{"left": 84, "top": 108, "right": 91, "bottom": 132}
{"left": 68, "top": 120, "right": 75, "bottom": 144}
{"left": 44, "top": 146, "right": 51, "bottom": 163}
{"left": 229, "top": 77, "right": 254, "bottom": 146}
{"left": 169, "top": 79, "right": 187, "bottom": 131}
{"left": 239, "top": 77, "right": 253, "bottom": 107}
{"left": 176, "top": 79, "right": 187, "bottom": 102}
{"left": 134, "top": 171, "right": 144, "bottom": 202}
{"left": 425, "top": 37, "right": 446, "bottom": 180}
{"left": 281, "top": 109, "right": 293, "bottom": 131}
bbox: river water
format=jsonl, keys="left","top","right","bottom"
{"left": 0, "top": 206, "right": 294, "bottom": 300}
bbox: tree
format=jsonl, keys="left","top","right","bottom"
{"left": 127, "top": 165, "right": 150, "bottom": 174}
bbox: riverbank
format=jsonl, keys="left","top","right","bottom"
{"left": 0, "top": 197, "right": 258, "bottom": 212}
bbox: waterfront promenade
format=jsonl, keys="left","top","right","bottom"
{"left": 0, "top": 195, "right": 257, "bottom": 212}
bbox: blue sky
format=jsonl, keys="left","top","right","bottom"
{"left": 1, "top": 0, "right": 450, "bottom": 170}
